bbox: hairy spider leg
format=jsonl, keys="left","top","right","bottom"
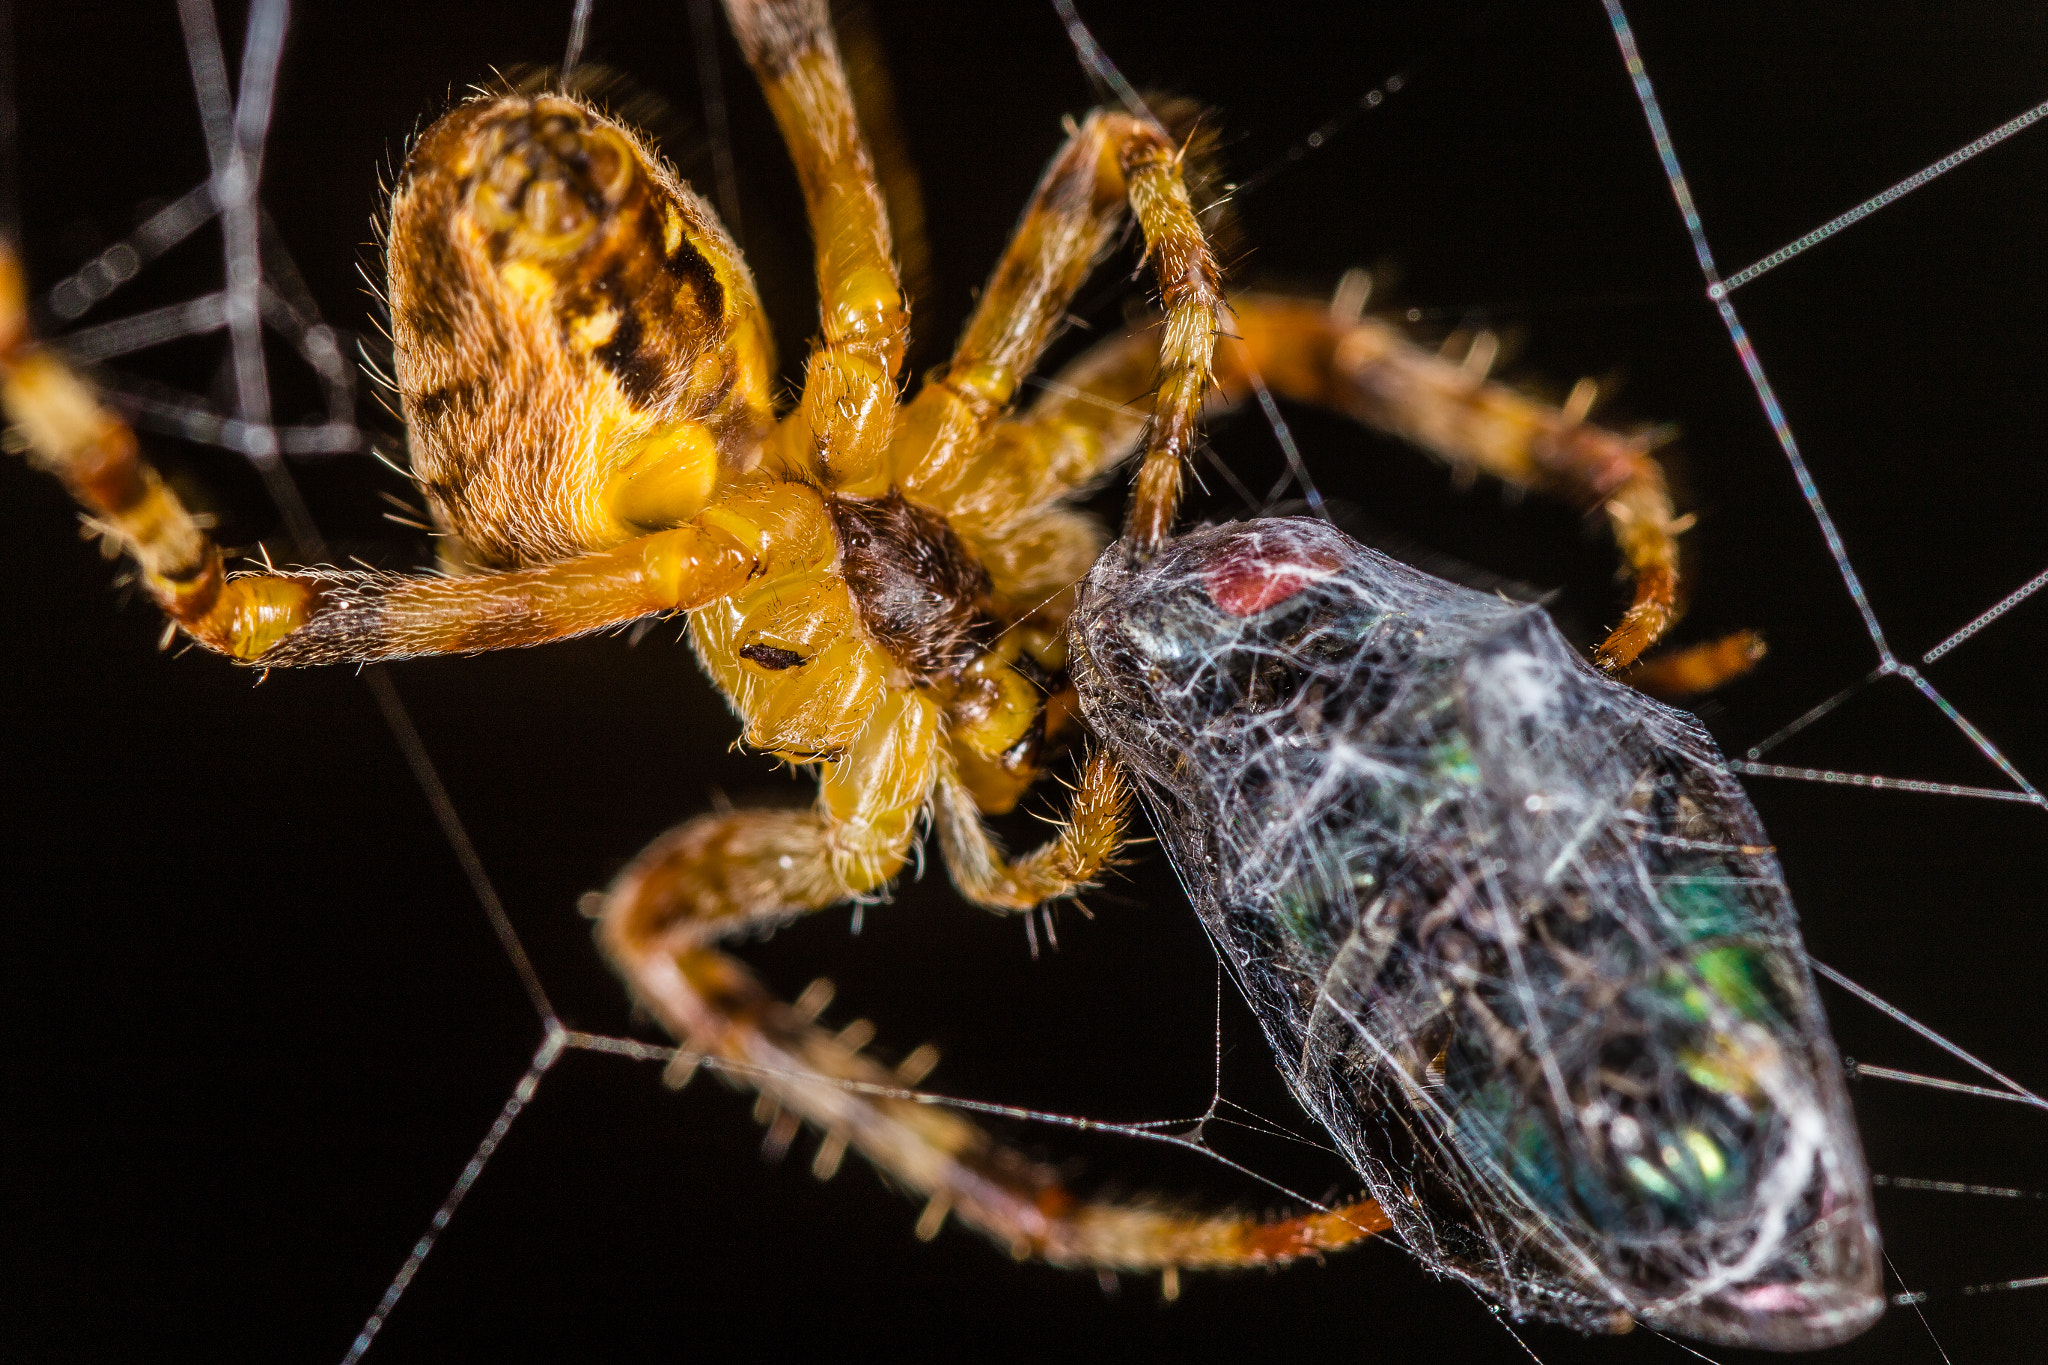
{"left": 1117, "top": 131, "right": 1227, "bottom": 560}
{"left": 1052, "top": 295, "right": 1697, "bottom": 671}
{"left": 894, "top": 111, "right": 1149, "bottom": 526}
{"left": 1216, "top": 296, "right": 1682, "bottom": 669}
{"left": 725, "top": 0, "right": 908, "bottom": 495}
{"left": 1620, "top": 629, "right": 1767, "bottom": 699}
{"left": 0, "top": 247, "right": 762, "bottom": 666}
{"left": 888, "top": 110, "right": 1167, "bottom": 612}
{"left": 594, "top": 757, "right": 1389, "bottom": 1271}
{"left": 888, "top": 108, "right": 1224, "bottom": 565}
{"left": 932, "top": 747, "right": 1128, "bottom": 912}
{"left": 834, "top": 1, "right": 933, "bottom": 314}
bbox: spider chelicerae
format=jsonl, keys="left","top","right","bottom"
{"left": 3, "top": 0, "right": 1794, "bottom": 1329}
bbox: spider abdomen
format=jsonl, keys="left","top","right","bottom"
{"left": 388, "top": 93, "right": 778, "bottom": 569}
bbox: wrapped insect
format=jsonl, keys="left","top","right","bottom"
{"left": 1070, "top": 518, "right": 1882, "bottom": 1348}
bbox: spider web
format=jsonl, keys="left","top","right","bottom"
{"left": 1, "top": 2, "right": 2041, "bottom": 1361}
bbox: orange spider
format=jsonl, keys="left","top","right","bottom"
{"left": 0, "top": 0, "right": 1726, "bottom": 1281}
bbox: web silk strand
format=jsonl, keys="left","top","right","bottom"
{"left": 341, "top": 1030, "right": 568, "bottom": 1365}
{"left": 1600, "top": 0, "right": 1890, "bottom": 664}
{"left": 1602, "top": 0, "right": 2048, "bottom": 811}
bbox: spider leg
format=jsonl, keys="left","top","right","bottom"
{"left": 202, "top": 526, "right": 755, "bottom": 666}
{"left": 932, "top": 747, "right": 1128, "bottom": 913}
{"left": 0, "top": 258, "right": 758, "bottom": 665}
{"left": 835, "top": 0, "right": 932, "bottom": 313}
{"left": 1117, "top": 131, "right": 1225, "bottom": 560}
{"left": 893, "top": 111, "right": 1149, "bottom": 523}
{"left": 888, "top": 109, "right": 1223, "bottom": 563}
{"left": 1621, "top": 630, "right": 1767, "bottom": 699}
{"left": 908, "top": 303, "right": 1164, "bottom": 606}
{"left": 724, "top": 0, "right": 907, "bottom": 495}
{"left": 599, "top": 705, "right": 1385, "bottom": 1271}
{"left": 1030, "top": 295, "right": 1694, "bottom": 668}
{"left": 1213, "top": 296, "right": 1684, "bottom": 667}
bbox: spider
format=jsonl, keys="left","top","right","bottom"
{"left": 3, "top": 0, "right": 1766, "bottom": 1312}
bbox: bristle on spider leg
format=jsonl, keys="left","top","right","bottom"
{"left": 1563, "top": 375, "right": 1599, "bottom": 424}
{"left": 1160, "top": 1265, "right": 1182, "bottom": 1301}
{"left": 895, "top": 1043, "right": 940, "bottom": 1086}
{"left": 834, "top": 1018, "right": 876, "bottom": 1053}
{"left": 913, "top": 1194, "right": 950, "bottom": 1242}
{"left": 1462, "top": 330, "right": 1499, "bottom": 380}
{"left": 810, "top": 1129, "right": 849, "bottom": 1182}
{"left": 751, "top": 1091, "right": 779, "bottom": 1125}
{"left": 1329, "top": 267, "right": 1372, "bottom": 322}
{"left": 662, "top": 1050, "right": 703, "bottom": 1090}
{"left": 762, "top": 1106, "right": 802, "bottom": 1162}
{"left": 792, "top": 976, "right": 836, "bottom": 1022}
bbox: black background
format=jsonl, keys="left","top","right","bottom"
{"left": 4, "top": 2, "right": 2045, "bottom": 1361}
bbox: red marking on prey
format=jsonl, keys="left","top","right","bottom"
{"left": 1202, "top": 539, "right": 1344, "bottom": 617}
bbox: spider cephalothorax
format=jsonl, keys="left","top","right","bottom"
{"left": 2, "top": 0, "right": 1733, "bottom": 1296}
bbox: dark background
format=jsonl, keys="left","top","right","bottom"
{"left": 3, "top": 1, "right": 2045, "bottom": 1361}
